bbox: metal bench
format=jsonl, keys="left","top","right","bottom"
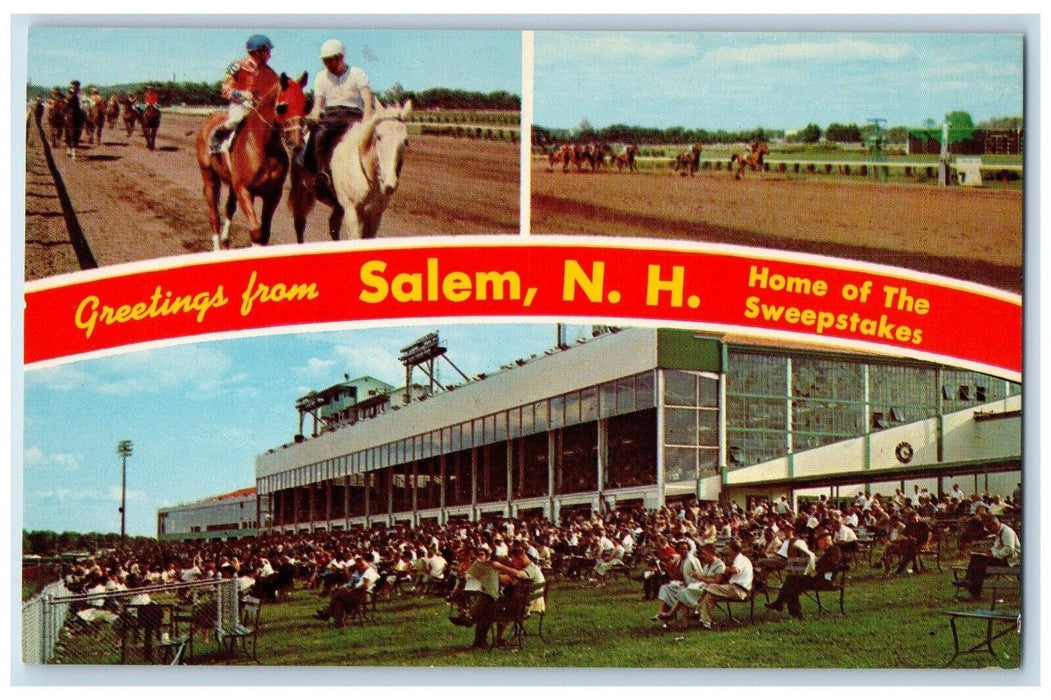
{"left": 942, "top": 609, "right": 1020, "bottom": 666}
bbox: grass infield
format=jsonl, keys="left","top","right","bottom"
{"left": 185, "top": 561, "right": 1021, "bottom": 669}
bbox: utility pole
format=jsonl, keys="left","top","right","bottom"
{"left": 117, "top": 440, "right": 133, "bottom": 549}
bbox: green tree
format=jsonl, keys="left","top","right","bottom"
{"left": 799, "top": 123, "right": 822, "bottom": 144}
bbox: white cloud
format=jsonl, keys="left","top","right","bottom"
{"left": 705, "top": 38, "right": 911, "bottom": 66}
{"left": 538, "top": 32, "right": 699, "bottom": 65}
{"left": 332, "top": 344, "right": 404, "bottom": 384}
{"left": 28, "top": 487, "right": 105, "bottom": 502}
{"left": 26, "top": 345, "right": 252, "bottom": 398}
{"left": 23, "top": 445, "right": 82, "bottom": 470}
{"left": 293, "top": 356, "right": 336, "bottom": 380}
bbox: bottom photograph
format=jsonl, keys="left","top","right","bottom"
{"left": 22, "top": 323, "right": 1022, "bottom": 669}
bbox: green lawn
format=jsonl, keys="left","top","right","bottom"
{"left": 183, "top": 560, "right": 1020, "bottom": 669}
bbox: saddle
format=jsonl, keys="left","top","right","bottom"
{"left": 208, "top": 121, "right": 245, "bottom": 156}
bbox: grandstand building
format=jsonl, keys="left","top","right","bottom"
{"left": 254, "top": 328, "right": 1021, "bottom": 532}
{"left": 157, "top": 487, "right": 262, "bottom": 542}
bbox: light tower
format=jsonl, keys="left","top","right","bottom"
{"left": 117, "top": 440, "right": 133, "bottom": 549}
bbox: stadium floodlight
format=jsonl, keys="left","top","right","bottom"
{"left": 116, "top": 440, "right": 133, "bottom": 550}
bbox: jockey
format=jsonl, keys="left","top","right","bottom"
{"left": 89, "top": 87, "right": 104, "bottom": 108}
{"left": 304, "top": 38, "right": 374, "bottom": 183}
{"left": 211, "top": 33, "right": 277, "bottom": 153}
{"left": 134, "top": 86, "right": 158, "bottom": 114}
{"left": 67, "top": 80, "right": 81, "bottom": 103}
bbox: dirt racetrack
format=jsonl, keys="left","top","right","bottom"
{"left": 25, "top": 112, "right": 519, "bottom": 282}
{"left": 532, "top": 164, "right": 1024, "bottom": 293}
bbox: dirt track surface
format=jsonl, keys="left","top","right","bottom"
{"left": 25, "top": 112, "right": 519, "bottom": 281}
{"left": 531, "top": 164, "right": 1024, "bottom": 293}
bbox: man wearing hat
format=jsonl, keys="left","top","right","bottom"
{"left": 304, "top": 38, "right": 374, "bottom": 184}
{"left": 211, "top": 33, "right": 276, "bottom": 153}
{"left": 765, "top": 527, "right": 842, "bottom": 620}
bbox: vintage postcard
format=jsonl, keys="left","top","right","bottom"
{"left": 15, "top": 18, "right": 1028, "bottom": 681}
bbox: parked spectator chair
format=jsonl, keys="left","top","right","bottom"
{"left": 216, "top": 596, "right": 261, "bottom": 663}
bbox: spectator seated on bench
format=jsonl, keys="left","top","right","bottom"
{"left": 657, "top": 543, "right": 725, "bottom": 628}
{"left": 955, "top": 515, "right": 1020, "bottom": 600}
{"left": 765, "top": 527, "right": 842, "bottom": 620}
{"left": 754, "top": 524, "right": 811, "bottom": 590}
{"left": 448, "top": 546, "right": 500, "bottom": 626}
{"left": 468, "top": 546, "right": 544, "bottom": 650}
{"left": 695, "top": 539, "right": 754, "bottom": 630}
{"left": 314, "top": 556, "right": 379, "bottom": 628}
{"left": 882, "top": 510, "right": 931, "bottom": 575}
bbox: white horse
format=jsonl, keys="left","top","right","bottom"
{"left": 291, "top": 100, "right": 412, "bottom": 241}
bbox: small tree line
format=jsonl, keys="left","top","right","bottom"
{"left": 535, "top": 111, "right": 1023, "bottom": 147}
{"left": 28, "top": 81, "right": 520, "bottom": 112}
{"left": 23, "top": 529, "right": 155, "bottom": 556}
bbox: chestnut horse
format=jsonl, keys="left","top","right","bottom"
{"left": 106, "top": 95, "right": 121, "bottom": 129}
{"left": 730, "top": 141, "right": 769, "bottom": 179}
{"left": 47, "top": 98, "right": 67, "bottom": 148}
{"left": 549, "top": 142, "right": 572, "bottom": 173}
{"left": 84, "top": 101, "right": 106, "bottom": 145}
{"left": 122, "top": 99, "right": 139, "bottom": 137}
{"left": 195, "top": 71, "right": 308, "bottom": 249}
{"left": 614, "top": 144, "right": 638, "bottom": 172}
{"left": 673, "top": 144, "right": 702, "bottom": 176}
{"left": 289, "top": 100, "right": 411, "bottom": 241}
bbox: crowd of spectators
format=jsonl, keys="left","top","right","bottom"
{"left": 50, "top": 483, "right": 1021, "bottom": 644}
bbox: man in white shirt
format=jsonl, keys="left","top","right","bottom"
{"left": 959, "top": 516, "right": 1020, "bottom": 599}
{"left": 695, "top": 540, "right": 754, "bottom": 629}
{"left": 305, "top": 38, "right": 374, "bottom": 182}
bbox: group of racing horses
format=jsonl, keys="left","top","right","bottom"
{"left": 42, "top": 90, "right": 161, "bottom": 158}
{"left": 547, "top": 142, "right": 638, "bottom": 174}
{"left": 545, "top": 140, "right": 769, "bottom": 179}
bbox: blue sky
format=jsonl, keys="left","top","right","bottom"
{"left": 27, "top": 27, "right": 521, "bottom": 96}
{"left": 533, "top": 32, "right": 1024, "bottom": 131}
{"left": 21, "top": 323, "right": 580, "bottom": 536}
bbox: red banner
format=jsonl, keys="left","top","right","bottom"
{"left": 23, "top": 239, "right": 1022, "bottom": 380}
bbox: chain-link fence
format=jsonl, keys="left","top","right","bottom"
{"left": 22, "top": 578, "right": 239, "bottom": 665}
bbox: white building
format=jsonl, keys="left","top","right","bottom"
{"left": 253, "top": 328, "right": 1021, "bottom": 531}
{"left": 157, "top": 487, "right": 261, "bottom": 542}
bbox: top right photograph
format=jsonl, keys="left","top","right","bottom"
{"left": 531, "top": 32, "right": 1024, "bottom": 293}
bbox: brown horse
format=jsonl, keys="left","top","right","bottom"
{"left": 195, "top": 71, "right": 308, "bottom": 249}
{"left": 106, "top": 95, "right": 121, "bottom": 129}
{"left": 614, "top": 144, "right": 638, "bottom": 172}
{"left": 730, "top": 141, "right": 769, "bottom": 179}
{"left": 47, "top": 98, "right": 66, "bottom": 148}
{"left": 62, "top": 97, "right": 86, "bottom": 158}
{"left": 84, "top": 100, "right": 106, "bottom": 145}
{"left": 673, "top": 144, "right": 702, "bottom": 176}
{"left": 141, "top": 105, "right": 161, "bottom": 150}
{"left": 549, "top": 142, "right": 572, "bottom": 173}
{"left": 122, "top": 100, "right": 139, "bottom": 137}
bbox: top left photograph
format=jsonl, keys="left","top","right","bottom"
{"left": 24, "top": 27, "right": 523, "bottom": 280}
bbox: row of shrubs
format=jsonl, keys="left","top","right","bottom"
{"left": 419, "top": 124, "right": 519, "bottom": 142}
{"left": 408, "top": 110, "right": 520, "bottom": 128}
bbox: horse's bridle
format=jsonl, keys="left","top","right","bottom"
{"left": 357, "top": 115, "right": 406, "bottom": 189}
{"left": 245, "top": 82, "right": 306, "bottom": 155}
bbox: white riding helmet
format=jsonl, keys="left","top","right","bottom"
{"left": 320, "top": 39, "right": 345, "bottom": 59}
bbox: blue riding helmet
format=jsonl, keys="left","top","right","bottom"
{"left": 246, "top": 34, "right": 274, "bottom": 52}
